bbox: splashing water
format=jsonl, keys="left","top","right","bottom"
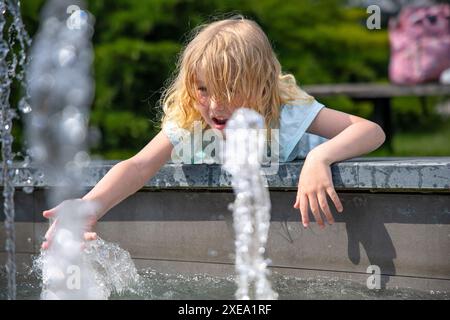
{"left": 223, "top": 108, "right": 278, "bottom": 300}
{"left": 32, "top": 226, "right": 140, "bottom": 300}
{"left": 0, "top": 0, "right": 31, "bottom": 300}
{"left": 82, "top": 238, "right": 140, "bottom": 296}
{"left": 35, "top": 200, "right": 103, "bottom": 299}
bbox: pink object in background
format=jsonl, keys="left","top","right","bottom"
{"left": 388, "top": 4, "right": 450, "bottom": 84}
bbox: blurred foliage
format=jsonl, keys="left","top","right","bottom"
{"left": 14, "top": 0, "right": 448, "bottom": 159}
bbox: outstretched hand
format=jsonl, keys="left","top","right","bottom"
{"left": 41, "top": 199, "right": 99, "bottom": 250}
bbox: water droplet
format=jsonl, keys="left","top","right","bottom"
{"left": 74, "top": 151, "right": 90, "bottom": 167}
{"left": 21, "top": 155, "right": 31, "bottom": 167}
{"left": 29, "top": 145, "right": 47, "bottom": 162}
{"left": 22, "top": 186, "right": 33, "bottom": 194}
{"left": 37, "top": 73, "right": 55, "bottom": 91}
{"left": 66, "top": 91, "right": 83, "bottom": 110}
{"left": 18, "top": 99, "right": 32, "bottom": 113}
{"left": 8, "top": 109, "right": 18, "bottom": 119}
{"left": 62, "top": 115, "right": 86, "bottom": 144}
{"left": 58, "top": 45, "right": 76, "bottom": 67}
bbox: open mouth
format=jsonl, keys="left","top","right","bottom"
{"left": 212, "top": 117, "right": 228, "bottom": 126}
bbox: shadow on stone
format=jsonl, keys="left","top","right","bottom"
{"left": 345, "top": 204, "right": 396, "bottom": 289}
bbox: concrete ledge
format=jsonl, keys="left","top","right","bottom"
{"left": 6, "top": 157, "right": 450, "bottom": 191}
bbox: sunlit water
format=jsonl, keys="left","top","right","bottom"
{"left": 1, "top": 265, "right": 448, "bottom": 300}
{"left": 1, "top": 0, "right": 32, "bottom": 299}
{"left": 31, "top": 237, "right": 139, "bottom": 300}
{"left": 24, "top": 0, "right": 99, "bottom": 299}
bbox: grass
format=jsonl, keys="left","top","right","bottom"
{"left": 367, "top": 119, "right": 450, "bottom": 157}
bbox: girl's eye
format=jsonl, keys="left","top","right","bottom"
{"left": 198, "top": 86, "right": 207, "bottom": 93}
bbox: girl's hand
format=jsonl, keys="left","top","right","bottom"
{"left": 293, "top": 153, "right": 343, "bottom": 228}
{"left": 41, "top": 199, "right": 99, "bottom": 250}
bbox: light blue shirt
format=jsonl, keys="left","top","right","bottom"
{"left": 163, "top": 99, "right": 327, "bottom": 163}
{"left": 278, "top": 99, "right": 327, "bottom": 162}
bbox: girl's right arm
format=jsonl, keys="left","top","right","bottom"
{"left": 81, "top": 130, "right": 174, "bottom": 218}
{"left": 41, "top": 130, "right": 174, "bottom": 249}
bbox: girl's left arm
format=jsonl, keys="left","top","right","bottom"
{"left": 294, "top": 107, "right": 386, "bottom": 228}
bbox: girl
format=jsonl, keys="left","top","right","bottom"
{"left": 42, "top": 16, "right": 385, "bottom": 249}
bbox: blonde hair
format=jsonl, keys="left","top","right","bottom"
{"left": 160, "top": 15, "right": 313, "bottom": 131}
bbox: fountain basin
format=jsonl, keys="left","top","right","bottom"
{"left": 1, "top": 157, "right": 450, "bottom": 297}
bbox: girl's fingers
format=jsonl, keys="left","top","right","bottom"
{"left": 42, "top": 232, "right": 97, "bottom": 251}
{"left": 41, "top": 240, "right": 49, "bottom": 250}
{"left": 308, "top": 193, "right": 324, "bottom": 228}
{"left": 42, "top": 218, "right": 59, "bottom": 250}
{"left": 44, "top": 219, "right": 58, "bottom": 240}
{"left": 326, "top": 187, "right": 343, "bottom": 213}
{"left": 294, "top": 186, "right": 303, "bottom": 209}
{"left": 43, "top": 209, "right": 55, "bottom": 219}
{"left": 296, "top": 185, "right": 343, "bottom": 229}
{"left": 42, "top": 202, "right": 64, "bottom": 219}
{"left": 318, "top": 190, "right": 334, "bottom": 225}
{"left": 84, "top": 232, "right": 97, "bottom": 241}
{"left": 293, "top": 194, "right": 300, "bottom": 209}
{"left": 299, "top": 193, "right": 309, "bottom": 227}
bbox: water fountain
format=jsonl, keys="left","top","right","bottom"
{"left": 21, "top": 0, "right": 141, "bottom": 300}
{"left": 224, "top": 108, "right": 278, "bottom": 300}
{"left": 22, "top": 0, "right": 100, "bottom": 299}
{"left": 0, "top": 0, "right": 31, "bottom": 300}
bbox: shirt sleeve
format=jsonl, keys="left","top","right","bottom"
{"left": 162, "top": 120, "right": 206, "bottom": 164}
{"left": 162, "top": 120, "right": 185, "bottom": 147}
{"left": 278, "top": 99, "right": 327, "bottom": 162}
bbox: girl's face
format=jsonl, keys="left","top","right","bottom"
{"left": 194, "top": 74, "right": 244, "bottom": 131}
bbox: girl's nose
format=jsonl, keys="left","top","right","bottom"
{"left": 211, "top": 98, "right": 227, "bottom": 112}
